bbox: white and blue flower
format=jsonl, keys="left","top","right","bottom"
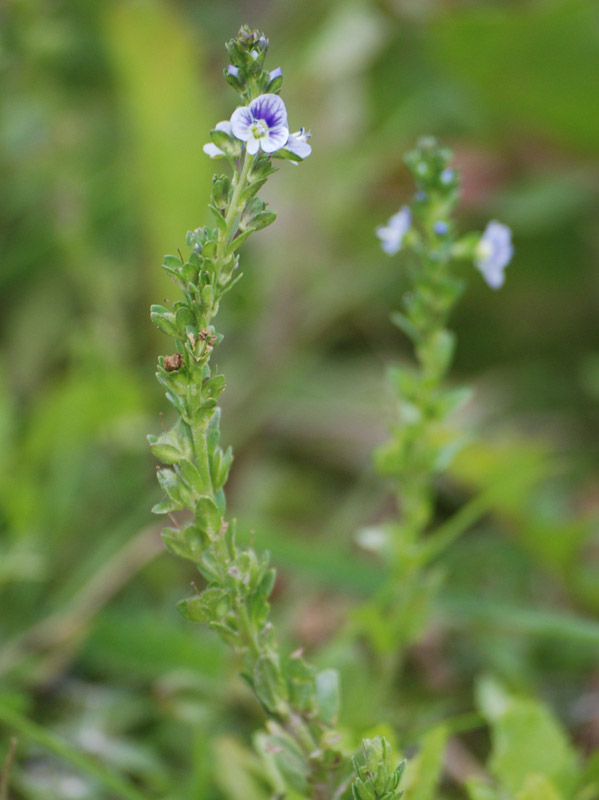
{"left": 285, "top": 128, "right": 312, "bottom": 162}
{"left": 475, "top": 220, "right": 513, "bottom": 289}
{"left": 230, "top": 93, "right": 289, "bottom": 155}
{"left": 376, "top": 207, "right": 411, "bottom": 255}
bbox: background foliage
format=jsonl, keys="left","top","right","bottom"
{"left": 1, "top": 0, "right": 598, "bottom": 798}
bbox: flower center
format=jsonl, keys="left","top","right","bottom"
{"left": 476, "top": 240, "right": 493, "bottom": 261}
{"left": 251, "top": 119, "right": 269, "bottom": 139}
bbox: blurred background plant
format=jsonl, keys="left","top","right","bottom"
{"left": 0, "top": 1, "right": 598, "bottom": 798}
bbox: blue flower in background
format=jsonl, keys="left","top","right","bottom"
{"left": 230, "top": 93, "right": 289, "bottom": 155}
{"left": 376, "top": 207, "right": 411, "bottom": 255}
{"left": 476, "top": 220, "right": 514, "bottom": 289}
{"left": 202, "top": 120, "right": 232, "bottom": 159}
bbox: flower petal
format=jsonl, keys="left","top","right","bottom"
{"left": 376, "top": 207, "right": 411, "bottom": 255}
{"left": 203, "top": 143, "right": 225, "bottom": 158}
{"left": 249, "top": 93, "right": 288, "bottom": 129}
{"left": 215, "top": 120, "right": 232, "bottom": 135}
{"left": 286, "top": 132, "right": 312, "bottom": 159}
{"left": 230, "top": 106, "right": 253, "bottom": 141}
{"left": 246, "top": 137, "right": 260, "bottom": 155}
{"left": 260, "top": 126, "right": 289, "bottom": 153}
{"left": 476, "top": 220, "right": 513, "bottom": 289}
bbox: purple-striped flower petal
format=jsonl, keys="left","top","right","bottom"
{"left": 230, "top": 107, "right": 254, "bottom": 141}
{"left": 261, "top": 126, "right": 289, "bottom": 153}
{"left": 249, "top": 93, "right": 287, "bottom": 130}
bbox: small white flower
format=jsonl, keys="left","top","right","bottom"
{"left": 202, "top": 120, "right": 233, "bottom": 159}
{"left": 475, "top": 220, "right": 514, "bottom": 289}
{"left": 376, "top": 207, "right": 411, "bottom": 255}
{"left": 285, "top": 128, "right": 312, "bottom": 162}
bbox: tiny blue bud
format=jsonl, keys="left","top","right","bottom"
{"left": 227, "top": 64, "right": 239, "bottom": 77}
{"left": 415, "top": 191, "right": 428, "bottom": 203}
{"left": 269, "top": 66, "right": 282, "bottom": 81}
{"left": 434, "top": 221, "right": 449, "bottom": 236}
{"left": 440, "top": 168, "right": 455, "bottom": 184}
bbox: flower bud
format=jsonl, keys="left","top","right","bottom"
{"left": 265, "top": 65, "right": 283, "bottom": 93}
{"left": 211, "top": 175, "right": 231, "bottom": 210}
{"left": 352, "top": 737, "right": 405, "bottom": 800}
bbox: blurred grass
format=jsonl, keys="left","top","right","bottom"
{"left": 1, "top": 0, "right": 598, "bottom": 797}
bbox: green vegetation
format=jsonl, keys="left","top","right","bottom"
{"left": 1, "top": 2, "right": 598, "bottom": 798}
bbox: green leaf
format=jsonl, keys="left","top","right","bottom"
{"left": 147, "top": 419, "right": 193, "bottom": 464}
{"left": 209, "top": 204, "right": 228, "bottom": 233}
{"left": 388, "top": 365, "right": 421, "bottom": 402}
{"left": 515, "top": 775, "right": 563, "bottom": 800}
{"left": 436, "top": 385, "right": 473, "bottom": 417}
{"left": 164, "top": 389, "right": 187, "bottom": 419}
{"left": 203, "top": 374, "right": 226, "bottom": 401}
{"left": 227, "top": 229, "right": 253, "bottom": 255}
{"left": 178, "top": 587, "right": 230, "bottom": 623}
{"left": 213, "top": 735, "right": 267, "bottom": 800}
{"left": 253, "top": 654, "right": 289, "bottom": 716}
{"left": 255, "top": 727, "right": 309, "bottom": 797}
{"left": 195, "top": 495, "right": 223, "bottom": 538}
{"left": 163, "top": 254, "right": 183, "bottom": 270}
{"left": 210, "top": 445, "right": 234, "bottom": 491}
{"left": 403, "top": 725, "right": 447, "bottom": 800}
{"left": 205, "top": 407, "right": 221, "bottom": 453}
{"left": 176, "top": 459, "right": 204, "bottom": 496}
{"left": 476, "top": 678, "right": 579, "bottom": 797}
{"left": 417, "top": 328, "right": 455, "bottom": 377}
{"left": 239, "top": 177, "right": 268, "bottom": 205}
{"left": 209, "top": 128, "right": 241, "bottom": 157}
{"left": 156, "top": 467, "right": 194, "bottom": 509}
{"left": 315, "top": 668, "right": 340, "bottom": 725}
{"left": 150, "top": 304, "right": 177, "bottom": 336}
{"left": 286, "top": 653, "right": 317, "bottom": 715}
{"left": 161, "top": 522, "right": 205, "bottom": 561}
{"left": 249, "top": 210, "right": 276, "bottom": 232}
{"left": 390, "top": 311, "right": 419, "bottom": 342}
{"left": 465, "top": 780, "right": 499, "bottom": 800}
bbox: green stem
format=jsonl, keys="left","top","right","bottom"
{"left": 0, "top": 703, "right": 149, "bottom": 800}
{"left": 217, "top": 151, "right": 254, "bottom": 263}
{"left": 0, "top": 737, "right": 17, "bottom": 800}
{"left": 189, "top": 154, "right": 255, "bottom": 499}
